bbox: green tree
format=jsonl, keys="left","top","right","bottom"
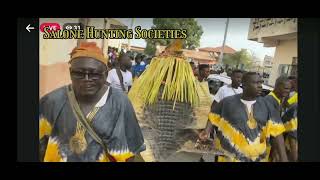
{"left": 144, "top": 18, "right": 203, "bottom": 55}
{"left": 222, "top": 49, "right": 253, "bottom": 70}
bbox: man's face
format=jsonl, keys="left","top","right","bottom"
{"left": 190, "top": 64, "right": 198, "bottom": 76}
{"left": 70, "top": 57, "right": 106, "bottom": 97}
{"left": 135, "top": 57, "right": 141, "bottom": 64}
{"left": 120, "top": 55, "right": 132, "bottom": 69}
{"left": 276, "top": 81, "right": 291, "bottom": 99}
{"left": 290, "top": 79, "right": 297, "bottom": 91}
{"left": 231, "top": 72, "right": 243, "bottom": 87}
{"left": 200, "top": 67, "right": 210, "bottom": 79}
{"left": 243, "top": 74, "right": 263, "bottom": 97}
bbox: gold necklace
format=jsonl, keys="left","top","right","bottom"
{"left": 244, "top": 104, "right": 257, "bottom": 129}
{"left": 69, "top": 107, "right": 100, "bottom": 155}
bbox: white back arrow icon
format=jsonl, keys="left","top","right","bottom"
{"left": 26, "top": 24, "right": 35, "bottom": 32}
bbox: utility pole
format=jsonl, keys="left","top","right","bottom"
{"left": 128, "top": 18, "right": 135, "bottom": 51}
{"left": 218, "top": 18, "right": 230, "bottom": 67}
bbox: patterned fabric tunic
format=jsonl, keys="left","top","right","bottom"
{"left": 39, "top": 85, "right": 145, "bottom": 162}
{"left": 208, "top": 94, "right": 285, "bottom": 162}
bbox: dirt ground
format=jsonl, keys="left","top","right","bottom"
{"left": 139, "top": 124, "right": 156, "bottom": 162}
{"left": 139, "top": 120, "right": 216, "bottom": 162}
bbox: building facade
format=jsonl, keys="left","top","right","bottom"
{"left": 248, "top": 18, "right": 297, "bottom": 86}
{"left": 262, "top": 55, "right": 273, "bottom": 84}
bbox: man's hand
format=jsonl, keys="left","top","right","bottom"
{"left": 195, "top": 121, "right": 214, "bottom": 150}
{"left": 197, "top": 120, "right": 213, "bottom": 142}
{"left": 289, "top": 138, "right": 298, "bottom": 162}
{"left": 198, "top": 130, "right": 209, "bottom": 141}
{"left": 272, "top": 135, "right": 289, "bottom": 162}
{"left": 195, "top": 130, "right": 213, "bottom": 151}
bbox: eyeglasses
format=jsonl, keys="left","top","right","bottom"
{"left": 70, "top": 70, "right": 106, "bottom": 80}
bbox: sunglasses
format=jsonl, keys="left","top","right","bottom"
{"left": 70, "top": 70, "right": 106, "bottom": 80}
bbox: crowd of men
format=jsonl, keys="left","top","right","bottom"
{"left": 39, "top": 42, "right": 298, "bottom": 162}
{"left": 105, "top": 47, "right": 152, "bottom": 94}
{"left": 192, "top": 63, "right": 298, "bottom": 162}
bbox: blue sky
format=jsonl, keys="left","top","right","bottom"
{"left": 115, "top": 18, "right": 275, "bottom": 61}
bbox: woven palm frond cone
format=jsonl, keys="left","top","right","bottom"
{"left": 128, "top": 56, "right": 199, "bottom": 161}
{"left": 128, "top": 56, "right": 200, "bottom": 110}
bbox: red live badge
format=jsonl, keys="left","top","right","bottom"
{"left": 40, "top": 23, "right": 61, "bottom": 32}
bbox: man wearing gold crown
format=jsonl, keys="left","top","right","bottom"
{"left": 39, "top": 42, "right": 145, "bottom": 162}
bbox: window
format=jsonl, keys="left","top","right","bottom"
{"left": 291, "top": 57, "right": 298, "bottom": 76}
{"left": 278, "top": 57, "right": 298, "bottom": 77}
{"left": 278, "top": 64, "right": 291, "bottom": 76}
